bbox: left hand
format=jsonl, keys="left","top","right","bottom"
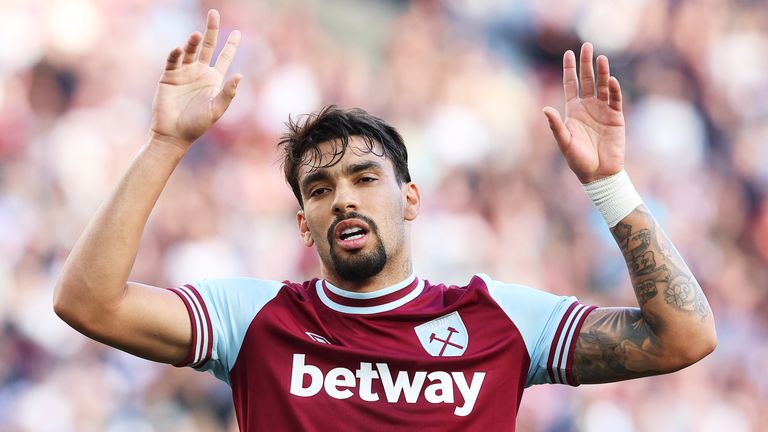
{"left": 543, "top": 43, "right": 626, "bottom": 184}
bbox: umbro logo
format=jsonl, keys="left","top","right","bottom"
{"left": 305, "top": 332, "right": 331, "bottom": 344}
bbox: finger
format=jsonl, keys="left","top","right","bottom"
{"left": 198, "top": 9, "right": 220, "bottom": 65}
{"left": 543, "top": 106, "right": 571, "bottom": 152}
{"left": 579, "top": 42, "right": 595, "bottom": 98}
{"left": 214, "top": 30, "right": 241, "bottom": 75}
{"left": 165, "top": 47, "right": 183, "bottom": 71}
{"left": 596, "top": 55, "right": 610, "bottom": 102}
{"left": 608, "top": 76, "right": 622, "bottom": 112}
{"left": 212, "top": 73, "right": 243, "bottom": 120}
{"left": 182, "top": 32, "right": 203, "bottom": 64}
{"left": 563, "top": 50, "right": 578, "bottom": 101}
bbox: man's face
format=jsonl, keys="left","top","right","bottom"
{"left": 296, "top": 137, "right": 419, "bottom": 283}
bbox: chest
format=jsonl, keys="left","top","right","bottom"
{"left": 228, "top": 292, "right": 530, "bottom": 426}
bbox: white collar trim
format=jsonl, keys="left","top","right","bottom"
{"left": 323, "top": 273, "right": 417, "bottom": 299}
{"left": 316, "top": 274, "right": 423, "bottom": 315}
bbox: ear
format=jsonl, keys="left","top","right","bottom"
{"left": 297, "top": 210, "right": 315, "bottom": 247}
{"left": 403, "top": 182, "right": 421, "bottom": 221}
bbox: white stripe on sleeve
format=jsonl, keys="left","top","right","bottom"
{"left": 176, "top": 285, "right": 208, "bottom": 366}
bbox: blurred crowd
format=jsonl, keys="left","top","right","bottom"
{"left": 1, "top": 0, "right": 767, "bottom": 430}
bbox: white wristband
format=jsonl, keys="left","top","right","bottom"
{"left": 583, "top": 169, "right": 643, "bottom": 228}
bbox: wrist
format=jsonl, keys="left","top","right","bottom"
{"left": 583, "top": 169, "right": 643, "bottom": 227}
{"left": 148, "top": 130, "right": 193, "bottom": 152}
{"left": 146, "top": 131, "right": 191, "bottom": 162}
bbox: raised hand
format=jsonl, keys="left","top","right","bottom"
{"left": 543, "top": 43, "right": 625, "bottom": 184}
{"left": 150, "top": 10, "right": 242, "bottom": 148}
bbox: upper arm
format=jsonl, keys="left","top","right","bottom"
{"left": 572, "top": 307, "right": 680, "bottom": 385}
{"left": 78, "top": 281, "right": 192, "bottom": 365}
{"left": 65, "top": 278, "right": 284, "bottom": 382}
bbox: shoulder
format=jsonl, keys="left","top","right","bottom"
{"left": 468, "top": 273, "right": 593, "bottom": 349}
{"left": 434, "top": 273, "right": 535, "bottom": 295}
{"left": 193, "top": 276, "right": 287, "bottom": 290}
{"left": 425, "top": 274, "right": 495, "bottom": 294}
{"left": 469, "top": 274, "right": 596, "bottom": 387}
{"left": 187, "top": 277, "right": 309, "bottom": 297}
{"left": 168, "top": 277, "right": 313, "bottom": 380}
{"left": 472, "top": 273, "right": 571, "bottom": 309}
{"left": 421, "top": 274, "right": 533, "bottom": 308}
{"left": 171, "top": 277, "right": 311, "bottom": 321}
{"left": 434, "top": 273, "right": 548, "bottom": 308}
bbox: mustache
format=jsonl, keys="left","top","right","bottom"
{"left": 327, "top": 212, "right": 378, "bottom": 243}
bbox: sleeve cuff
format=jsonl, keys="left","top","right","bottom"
{"left": 546, "top": 302, "right": 597, "bottom": 386}
{"left": 167, "top": 284, "right": 213, "bottom": 369}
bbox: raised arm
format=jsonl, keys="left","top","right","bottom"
{"left": 53, "top": 10, "right": 241, "bottom": 364}
{"left": 543, "top": 43, "right": 716, "bottom": 384}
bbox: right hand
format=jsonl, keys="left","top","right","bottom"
{"left": 150, "top": 9, "right": 242, "bottom": 149}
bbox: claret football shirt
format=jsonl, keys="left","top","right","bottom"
{"left": 168, "top": 274, "right": 596, "bottom": 431}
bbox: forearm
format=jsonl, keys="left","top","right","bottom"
{"left": 54, "top": 135, "right": 187, "bottom": 321}
{"left": 611, "top": 205, "right": 716, "bottom": 362}
{"left": 572, "top": 206, "right": 716, "bottom": 384}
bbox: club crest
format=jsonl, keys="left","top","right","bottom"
{"left": 414, "top": 312, "right": 468, "bottom": 357}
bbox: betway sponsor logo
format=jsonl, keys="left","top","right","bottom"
{"left": 289, "top": 354, "right": 485, "bottom": 416}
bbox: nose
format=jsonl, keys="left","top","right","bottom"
{"left": 332, "top": 183, "right": 358, "bottom": 215}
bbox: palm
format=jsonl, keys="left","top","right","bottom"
{"left": 544, "top": 43, "right": 626, "bottom": 184}
{"left": 150, "top": 10, "right": 242, "bottom": 147}
{"left": 153, "top": 64, "right": 225, "bottom": 143}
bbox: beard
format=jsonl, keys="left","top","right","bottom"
{"left": 326, "top": 212, "right": 387, "bottom": 281}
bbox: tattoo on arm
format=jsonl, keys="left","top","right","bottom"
{"left": 636, "top": 280, "right": 658, "bottom": 305}
{"left": 612, "top": 207, "right": 708, "bottom": 318}
{"left": 631, "top": 251, "right": 656, "bottom": 275}
{"left": 572, "top": 206, "right": 713, "bottom": 384}
{"left": 573, "top": 308, "right": 665, "bottom": 384}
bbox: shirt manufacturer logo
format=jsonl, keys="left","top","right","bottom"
{"left": 414, "top": 312, "right": 468, "bottom": 357}
{"left": 306, "top": 332, "right": 331, "bottom": 344}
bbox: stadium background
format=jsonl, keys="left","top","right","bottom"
{"left": 0, "top": 0, "right": 766, "bottom": 430}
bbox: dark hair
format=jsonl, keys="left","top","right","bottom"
{"left": 278, "top": 105, "right": 412, "bottom": 207}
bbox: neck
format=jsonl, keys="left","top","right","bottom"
{"left": 322, "top": 260, "right": 413, "bottom": 293}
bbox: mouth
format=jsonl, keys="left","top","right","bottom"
{"left": 333, "top": 219, "right": 371, "bottom": 251}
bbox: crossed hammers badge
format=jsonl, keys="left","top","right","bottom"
{"left": 414, "top": 312, "right": 469, "bottom": 357}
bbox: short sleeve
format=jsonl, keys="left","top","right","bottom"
{"left": 167, "top": 278, "right": 284, "bottom": 385}
{"left": 478, "top": 274, "right": 596, "bottom": 387}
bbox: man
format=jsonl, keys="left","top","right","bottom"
{"left": 54, "top": 10, "right": 716, "bottom": 431}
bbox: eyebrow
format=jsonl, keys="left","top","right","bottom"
{"left": 300, "top": 160, "right": 385, "bottom": 194}
{"left": 345, "top": 160, "right": 385, "bottom": 176}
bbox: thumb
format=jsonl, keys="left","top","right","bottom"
{"left": 212, "top": 73, "right": 243, "bottom": 121}
{"left": 542, "top": 106, "right": 571, "bottom": 152}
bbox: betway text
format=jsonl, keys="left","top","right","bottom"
{"left": 289, "top": 354, "right": 486, "bottom": 416}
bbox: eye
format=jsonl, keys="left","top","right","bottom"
{"left": 310, "top": 187, "right": 330, "bottom": 197}
{"left": 358, "top": 176, "right": 377, "bottom": 184}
